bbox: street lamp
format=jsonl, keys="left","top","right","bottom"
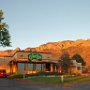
{"left": 58, "top": 59, "right": 64, "bottom": 83}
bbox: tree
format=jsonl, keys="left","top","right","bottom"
{"left": 0, "top": 10, "right": 11, "bottom": 47}
{"left": 72, "top": 54, "right": 86, "bottom": 66}
{"left": 59, "top": 51, "right": 72, "bottom": 73}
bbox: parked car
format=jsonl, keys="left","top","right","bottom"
{"left": 0, "top": 70, "right": 7, "bottom": 78}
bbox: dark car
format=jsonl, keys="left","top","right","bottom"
{"left": 0, "top": 70, "right": 7, "bottom": 78}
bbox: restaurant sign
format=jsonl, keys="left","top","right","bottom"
{"left": 28, "top": 53, "right": 42, "bottom": 61}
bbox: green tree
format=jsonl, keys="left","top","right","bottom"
{"left": 59, "top": 51, "right": 72, "bottom": 73}
{"left": 72, "top": 54, "right": 86, "bottom": 66}
{"left": 0, "top": 10, "right": 11, "bottom": 47}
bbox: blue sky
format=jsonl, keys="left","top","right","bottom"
{"left": 0, "top": 0, "right": 90, "bottom": 50}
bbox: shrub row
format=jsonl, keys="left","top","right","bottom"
{"left": 8, "top": 72, "right": 63, "bottom": 79}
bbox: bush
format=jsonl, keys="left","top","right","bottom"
{"left": 8, "top": 74, "right": 23, "bottom": 79}
{"left": 71, "top": 70, "right": 81, "bottom": 75}
{"left": 8, "top": 72, "right": 62, "bottom": 79}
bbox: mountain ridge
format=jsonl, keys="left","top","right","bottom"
{"left": 0, "top": 39, "right": 90, "bottom": 67}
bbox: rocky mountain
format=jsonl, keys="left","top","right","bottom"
{"left": 35, "top": 39, "right": 90, "bottom": 67}
{"left": 0, "top": 39, "right": 90, "bottom": 67}
{"left": 0, "top": 47, "right": 20, "bottom": 57}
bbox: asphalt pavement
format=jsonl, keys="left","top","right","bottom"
{"left": 0, "top": 78, "right": 90, "bottom": 90}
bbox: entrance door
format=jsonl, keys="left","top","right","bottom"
{"left": 46, "top": 63, "right": 50, "bottom": 72}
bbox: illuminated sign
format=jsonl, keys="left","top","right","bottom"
{"left": 28, "top": 53, "right": 42, "bottom": 61}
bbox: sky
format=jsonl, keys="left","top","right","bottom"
{"left": 0, "top": 0, "right": 90, "bottom": 50}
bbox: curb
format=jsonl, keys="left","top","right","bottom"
{"left": 10, "top": 78, "right": 90, "bottom": 87}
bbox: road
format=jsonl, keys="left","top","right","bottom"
{"left": 0, "top": 78, "right": 90, "bottom": 90}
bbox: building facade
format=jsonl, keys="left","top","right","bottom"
{"left": 0, "top": 51, "right": 83, "bottom": 75}
{"left": 0, "top": 51, "right": 61, "bottom": 74}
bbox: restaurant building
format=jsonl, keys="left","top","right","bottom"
{"left": 0, "top": 51, "right": 60, "bottom": 74}
{"left": 0, "top": 51, "right": 82, "bottom": 74}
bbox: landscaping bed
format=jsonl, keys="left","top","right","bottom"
{"left": 8, "top": 73, "right": 90, "bottom": 85}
